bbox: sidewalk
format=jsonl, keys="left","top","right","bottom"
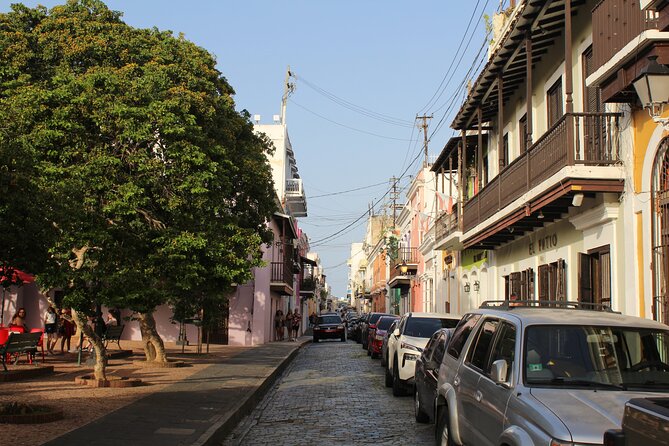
{"left": 41, "top": 337, "right": 311, "bottom": 446}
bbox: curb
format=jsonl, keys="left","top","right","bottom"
{"left": 192, "top": 338, "right": 311, "bottom": 446}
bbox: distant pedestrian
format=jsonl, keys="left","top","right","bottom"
{"left": 309, "top": 312, "right": 316, "bottom": 327}
{"left": 59, "top": 309, "right": 76, "bottom": 353}
{"left": 43, "top": 306, "right": 58, "bottom": 354}
{"left": 285, "top": 309, "right": 294, "bottom": 340}
{"left": 291, "top": 310, "right": 301, "bottom": 340}
{"left": 274, "top": 309, "right": 284, "bottom": 341}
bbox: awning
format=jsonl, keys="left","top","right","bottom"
{"left": 301, "top": 256, "right": 317, "bottom": 266}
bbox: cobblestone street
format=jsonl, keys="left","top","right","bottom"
{"left": 223, "top": 339, "right": 433, "bottom": 445}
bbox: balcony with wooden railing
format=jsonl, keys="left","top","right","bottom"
{"left": 435, "top": 207, "right": 460, "bottom": 248}
{"left": 271, "top": 260, "right": 294, "bottom": 295}
{"left": 592, "top": 0, "right": 657, "bottom": 73}
{"left": 463, "top": 112, "right": 621, "bottom": 235}
{"left": 388, "top": 247, "right": 419, "bottom": 289}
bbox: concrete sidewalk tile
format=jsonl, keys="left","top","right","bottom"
{"left": 42, "top": 337, "right": 311, "bottom": 446}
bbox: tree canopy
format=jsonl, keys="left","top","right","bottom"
{"left": 0, "top": 0, "right": 277, "bottom": 373}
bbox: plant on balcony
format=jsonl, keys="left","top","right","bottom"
{"left": 301, "top": 276, "right": 316, "bottom": 291}
{"left": 386, "top": 235, "right": 399, "bottom": 261}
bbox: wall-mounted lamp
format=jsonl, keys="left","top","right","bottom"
{"left": 633, "top": 55, "right": 669, "bottom": 127}
{"left": 464, "top": 282, "right": 471, "bottom": 293}
{"left": 572, "top": 193, "right": 584, "bottom": 207}
{"left": 473, "top": 280, "right": 480, "bottom": 292}
{"left": 400, "top": 261, "right": 409, "bottom": 274}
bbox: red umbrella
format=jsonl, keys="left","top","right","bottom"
{"left": 0, "top": 267, "right": 35, "bottom": 286}
{"left": 0, "top": 266, "right": 35, "bottom": 326}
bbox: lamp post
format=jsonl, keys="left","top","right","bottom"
{"left": 633, "top": 55, "right": 669, "bottom": 128}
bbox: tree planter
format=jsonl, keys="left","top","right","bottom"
{"left": 75, "top": 375, "right": 142, "bottom": 388}
{"left": 0, "top": 402, "right": 64, "bottom": 424}
{"left": 132, "top": 360, "right": 187, "bottom": 368}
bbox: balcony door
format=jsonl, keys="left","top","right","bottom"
{"left": 652, "top": 138, "right": 669, "bottom": 324}
{"left": 547, "top": 77, "right": 563, "bottom": 127}
{"left": 582, "top": 46, "right": 606, "bottom": 161}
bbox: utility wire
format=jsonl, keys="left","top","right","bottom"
{"left": 309, "top": 181, "right": 388, "bottom": 199}
{"left": 293, "top": 73, "right": 414, "bottom": 128}
{"left": 290, "top": 99, "right": 416, "bottom": 142}
{"left": 419, "top": 0, "right": 486, "bottom": 114}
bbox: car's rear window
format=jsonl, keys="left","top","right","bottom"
{"left": 377, "top": 317, "right": 398, "bottom": 330}
{"left": 404, "top": 317, "right": 459, "bottom": 338}
{"left": 317, "top": 315, "right": 341, "bottom": 325}
{"left": 369, "top": 313, "right": 390, "bottom": 324}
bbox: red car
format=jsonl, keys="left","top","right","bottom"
{"left": 367, "top": 315, "right": 399, "bottom": 358}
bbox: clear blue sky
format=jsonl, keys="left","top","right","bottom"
{"left": 5, "top": 0, "right": 501, "bottom": 297}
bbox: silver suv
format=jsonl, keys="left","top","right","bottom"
{"left": 435, "top": 301, "right": 669, "bottom": 446}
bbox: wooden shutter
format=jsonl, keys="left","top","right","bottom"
{"left": 579, "top": 253, "right": 593, "bottom": 303}
{"left": 547, "top": 77, "right": 563, "bottom": 127}
{"left": 519, "top": 114, "right": 528, "bottom": 153}
{"left": 538, "top": 265, "right": 549, "bottom": 301}
{"left": 510, "top": 272, "right": 521, "bottom": 297}
{"left": 600, "top": 252, "right": 611, "bottom": 305}
{"left": 583, "top": 46, "right": 602, "bottom": 113}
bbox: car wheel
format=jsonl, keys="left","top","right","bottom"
{"left": 435, "top": 404, "right": 455, "bottom": 446}
{"left": 313, "top": 336, "right": 319, "bottom": 343}
{"left": 384, "top": 362, "right": 393, "bottom": 387}
{"left": 414, "top": 387, "right": 429, "bottom": 423}
{"left": 392, "top": 357, "right": 405, "bottom": 397}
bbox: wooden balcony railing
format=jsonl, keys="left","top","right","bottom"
{"left": 271, "top": 261, "right": 293, "bottom": 286}
{"left": 592, "top": 0, "right": 657, "bottom": 72}
{"left": 463, "top": 112, "right": 620, "bottom": 233}
{"left": 435, "top": 207, "right": 460, "bottom": 241}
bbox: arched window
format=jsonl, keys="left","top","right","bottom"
{"left": 651, "top": 138, "right": 669, "bottom": 324}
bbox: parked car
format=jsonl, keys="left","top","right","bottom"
{"left": 414, "top": 328, "right": 453, "bottom": 423}
{"left": 435, "top": 300, "right": 669, "bottom": 446}
{"left": 361, "top": 312, "right": 393, "bottom": 350}
{"left": 385, "top": 312, "right": 460, "bottom": 396}
{"left": 346, "top": 316, "right": 361, "bottom": 340}
{"left": 354, "top": 313, "right": 369, "bottom": 344}
{"left": 312, "top": 313, "right": 346, "bottom": 343}
{"left": 604, "top": 397, "right": 669, "bottom": 446}
{"left": 381, "top": 319, "right": 399, "bottom": 368}
{"left": 367, "top": 315, "right": 399, "bottom": 358}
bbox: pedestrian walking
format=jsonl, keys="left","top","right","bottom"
{"left": 309, "top": 311, "right": 316, "bottom": 327}
{"left": 274, "top": 309, "right": 284, "bottom": 341}
{"left": 285, "top": 309, "right": 294, "bottom": 340}
{"left": 43, "top": 306, "right": 58, "bottom": 354}
{"left": 291, "top": 309, "right": 301, "bottom": 340}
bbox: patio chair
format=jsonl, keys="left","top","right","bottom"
{"left": 29, "top": 328, "right": 45, "bottom": 361}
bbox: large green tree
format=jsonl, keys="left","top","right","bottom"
{"left": 0, "top": 0, "right": 276, "bottom": 378}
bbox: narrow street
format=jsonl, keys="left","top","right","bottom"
{"left": 223, "top": 340, "right": 433, "bottom": 445}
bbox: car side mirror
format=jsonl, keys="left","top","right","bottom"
{"left": 491, "top": 359, "right": 508, "bottom": 384}
{"left": 393, "top": 328, "right": 400, "bottom": 337}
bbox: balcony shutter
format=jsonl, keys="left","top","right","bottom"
{"left": 556, "top": 259, "right": 566, "bottom": 301}
{"left": 579, "top": 253, "right": 593, "bottom": 303}
{"left": 510, "top": 272, "right": 521, "bottom": 297}
{"left": 519, "top": 114, "right": 528, "bottom": 153}
{"left": 547, "top": 77, "right": 563, "bottom": 127}
{"left": 538, "top": 265, "right": 549, "bottom": 300}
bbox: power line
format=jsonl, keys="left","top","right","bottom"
{"left": 309, "top": 181, "right": 388, "bottom": 199}
{"left": 419, "top": 0, "right": 487, "bottom": 114}
{"left": 293, "top": 73, "right": 414, "bottom": 128}
{"left": 290, "top": 100, "right": 416, "bottom": 142}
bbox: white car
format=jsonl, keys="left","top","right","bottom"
{"left": 385, "top": 312, "right": 460, "bottom": 397}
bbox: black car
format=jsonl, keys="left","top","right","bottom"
{"left": 354, "top": 313, "right": 369, "bottom": 343}
{"left": 313, "top": 314, "right": 346, "bottom": 343}
{"left": 413, "top": 328, "right": 453, "bottom": 423}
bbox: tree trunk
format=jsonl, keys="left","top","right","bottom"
{"left": 72, "top": 310, "right": 107, "bottom": 381}
{"left": 138, "top": 311, "right": 166, "bottom": 363}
